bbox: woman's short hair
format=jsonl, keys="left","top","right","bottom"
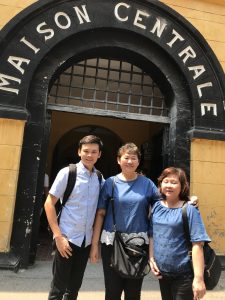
{"left": 117, "top": 143, "right": 141, "bottom": 161}
{"left": 158, "top": 167, "right": 190, "bottom": 201}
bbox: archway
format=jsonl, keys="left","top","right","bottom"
{"left": 0, "top": 0, "right": 223, "bottom": 267}
{"left": 12, "top": 32, "right": 191, "bottom": 266}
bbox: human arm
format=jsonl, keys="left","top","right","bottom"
{"left": 149, "top": 179, "right": 161, "bottom": 204}
{"left": 187, "top": 205, "right": 210, "bottom": 299}
{"left": 44, "top": 193, "right": 72, "bottom": 258}
{"left": 192, "top": 242, "right": 206, "bottom": 300}
{"left": 90, "top": 208, "right": 106, "bottom": 263}
{"left": 148, "top": 202, "right": 161, "bottom": 277}
{"left": 149, "top": 237, "right": 162, "bottom": 278}
{"left": 189, "top": 195, "right": 199, "bottom": 208}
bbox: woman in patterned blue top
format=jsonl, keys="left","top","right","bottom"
{"left": 149, "top": 167, "right": 210, "bottom": 300}
{"left": 90, "top": 143, "right": 160, "bottom": 300}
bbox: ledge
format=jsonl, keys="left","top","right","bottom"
{"left": 188, "top": 129, "right": 225, "bottom": 141}
{"left": 0, "top": 250, "right": 21, "bottom": 272}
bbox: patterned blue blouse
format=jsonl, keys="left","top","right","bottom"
{"left": 149, "top": 201, "right": 211, "bottom": 275}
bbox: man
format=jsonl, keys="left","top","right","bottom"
{"left": 44, "top": 135, "right": 104, "bottom": 300}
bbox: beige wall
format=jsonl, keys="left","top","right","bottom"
{"left": 190, "top": 139, "right": 225, "bottom": 254}
{"left": 0, "top": 118, "right": 25, "bottom": 251}
{"left": 0, "top": 0, "right": 36, "bottom": 29}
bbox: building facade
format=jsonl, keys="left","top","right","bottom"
{"left": 0, "top": 0, "right": 224, "bottom": 268}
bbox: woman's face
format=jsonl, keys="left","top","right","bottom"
{"left": 117, "top": 151, "right": 139, "bottom": 174}
{"left": 161, "top": 174, "right": 181, "bottom": 201}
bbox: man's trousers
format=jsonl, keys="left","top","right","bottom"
{"left": 48, "top": 241, "right": 91, "bottom": 300}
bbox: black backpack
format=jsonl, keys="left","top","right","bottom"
{"left": 182, "top": 203, "right": 222, "bottom": 290}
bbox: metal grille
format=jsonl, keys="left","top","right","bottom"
{"left": 48, "top": 58, "right": 169, "bottom": 122}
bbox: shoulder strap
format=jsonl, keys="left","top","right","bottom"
{"left": 95, "top": 169, "right": 102, "bottom": 185}
{"left": 62, "top": 164, "right": 77, "bottom": 207}
{"left": 182, "top": 203, "right": 192, "bottom": 251}
{"left": 110, "top": 177, "right": 116, "bottom": 230}
{"left": 62, "top": 165, "right": 101, "bottom": 208}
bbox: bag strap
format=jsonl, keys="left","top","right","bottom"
{"left": 96, "top": 169, "right": 103, "bottom": 185}
{"left": 62, "top": 164, "right": 77, "bottom": 207}
{"left": 57, "top": 164, "right": 77, "bottom": 223}
{"left": 110, "top": 177, "right": 116, "bottom": 231}
{"left": 58, "top": 164, "right": 102, "bottom": 222}
{"left": 126, "top": 236, "right": 146, "bottom": 244}
{"left": 182, "top": 203, "right": 192, "bottom": 252}
{"left": 62, "top": 165, "right": 102, "bottom": 206}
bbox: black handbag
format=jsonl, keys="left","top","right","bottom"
{"left": 110, "top": 177, "right": 150, "bottom": 279}
{"left": 182, "top": 203, "right": 222, "bottom": 290}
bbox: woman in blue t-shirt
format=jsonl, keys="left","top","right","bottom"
{"left": 149, "top": 167, "right": 210, "bottom": 300}
{"left": 90, "top": 143, "right": 160, "bottom": 300}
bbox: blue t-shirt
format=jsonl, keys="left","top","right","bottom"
{"left": 149, "top": 201, "right": 211, "bottom": 275}
{"left": 98, "top": 175, "right": 160, "bottom": 234}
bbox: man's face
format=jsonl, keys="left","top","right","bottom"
{"left": 78, "top": 143, "right": 101, "bottom": 170}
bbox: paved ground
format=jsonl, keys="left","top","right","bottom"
{"left": 0, "top": 259, "right": 225, "bottom": 300}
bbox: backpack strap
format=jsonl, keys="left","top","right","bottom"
{"left": 58, "top": 165, "right": 101, "bottom": 223}
{"left": 62, "top": 164, "right": 77, "bottom": 207}
{"left": 62, "top": 165, "right": 102, "bottom": 207}
{"left": 95, "top": 169, "right": 102, "bottom": 185}
{"left": 57, "top": 164, "right": 77, "bottom": 223}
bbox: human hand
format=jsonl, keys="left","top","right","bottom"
{"left": 55, "top": 235, "right": 72, "bottom": 258}
{"left": 90, "top": 243, "right": 100, "bottom": 263}
{"left": 193, "top": 276, "right": 206, "bottom": 299}
{"left": 189, "top": 195, "right": 199, "bottom": 208}
{"left": 149, "top": 258, "right": 162, "bottom": 279}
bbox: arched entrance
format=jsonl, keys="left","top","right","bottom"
{"left": 0, "top": 0, "right": 224, "bottom": 267}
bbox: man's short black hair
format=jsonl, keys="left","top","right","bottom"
{"left": 78, "top": 135, "right": 103, "bottom": 151}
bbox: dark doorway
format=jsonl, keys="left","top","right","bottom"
{"left": 50, "top": 125, "right": 122, "bottom": 182}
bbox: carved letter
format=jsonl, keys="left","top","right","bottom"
{"left": 197, "top": 82, "right": 213, "bottom": 98}
{"left": 8, "top": 56, "right": 30, "bottom": 75}
{"left": 74, "top": 5, "right": 91, "bottom": 24}
{"left": 0, "top": 73, "right": 21, "bottom": 94}
{"left": 167, "top": 29, "right": 184, "bottom": 48}
{"left": 178, "top": 46, "right": 196, "bottom": 64}
{"left": 37, "top": 22, "right": 54, "bottom": 41}
{"left": 150, "top": 18, "right": 167, "bottom": 38}
{"left": 114, "top": 2, "right": 130, "bottom": 22}
{"left": 201, "top": 103, "right": 217, "bottom": 116}
{"left": 188, "top": 65, "right": 205, "bottom": 80}
{"left": 55, "top": 12, "right": 71, "bottom": 29}
{"left": 20, "top": 37, "right": 40, "bottom": 54}
{"left": 133, "top": 10, "right": 150, "bottom": 30}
